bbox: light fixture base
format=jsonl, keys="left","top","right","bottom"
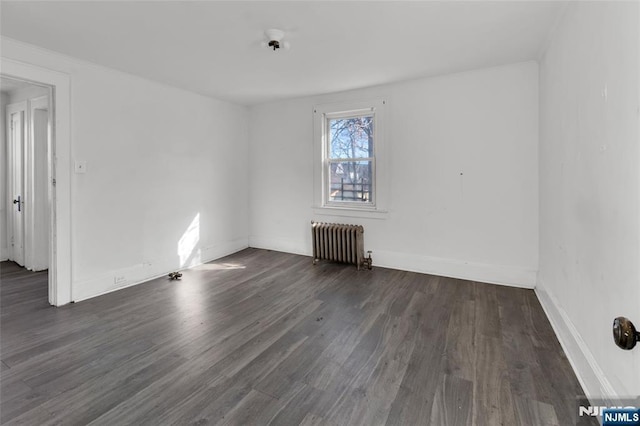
{"left": 264, "top": 29, "right": 289, "bottom": 51}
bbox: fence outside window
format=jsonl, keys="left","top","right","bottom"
{"left": 330, "top": 179, "right": 371, "bottom": 202}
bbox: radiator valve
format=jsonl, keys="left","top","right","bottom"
{"left": 363, "top": 251, "right": 373, "bottom": 270}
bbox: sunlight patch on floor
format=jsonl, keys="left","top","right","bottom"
{"left": 194, "top": 262, "right": 246, "bottom": 271}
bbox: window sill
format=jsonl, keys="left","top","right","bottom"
{"left": 312, "top": 206, "right": 389, "bottom": 220}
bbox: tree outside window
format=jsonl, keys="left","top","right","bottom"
{"left": 326, "top": 114, "right": 374, "bottom": 205}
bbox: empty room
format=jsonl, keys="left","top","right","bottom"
{"left": 1, "top": 1, "right": 638, "bottom": 425}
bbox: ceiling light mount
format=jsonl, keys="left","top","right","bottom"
{"left": 264, "top": 28, "right": 289, "bottom": 51}
{"left": 268, "top": 40, "right": 280, "bottom": 51}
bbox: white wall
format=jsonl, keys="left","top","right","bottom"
{"left": 249, "top": 61, "right": 539, "bottom": 287}
{"left": 1, "top": 38, "right": 250, "bottom": 301}
{"left": 537, "top": 1, "right": 640, "bottom": 400}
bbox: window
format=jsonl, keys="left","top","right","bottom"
{"left": 326, "top": 112, "right": 374, "bottom": 206}
{"left": 314, "top": 99, "right": 387, "bottom": 217}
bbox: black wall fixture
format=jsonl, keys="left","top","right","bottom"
{"left": 612, "top": 317, "right": 640, "bottom": 350}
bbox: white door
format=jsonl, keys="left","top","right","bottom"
{"left": 7, "top": 104, "right": 26, "bottom": 266}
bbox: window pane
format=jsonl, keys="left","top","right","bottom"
{"left": 329, "top": 116, "right": 374, "bottom": 159}
{"left": 329, "top": 161, "right": 373, "bottom": 203}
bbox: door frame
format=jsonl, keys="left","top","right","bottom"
{"left": 1, "top": 60, "right": 72, "bottom": 306}
{"left": 28, "top": 95, "right": 50, "bottom": 271}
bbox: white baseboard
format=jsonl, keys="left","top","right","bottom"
{"left": 72, "top": 238, "right": 248, "bottom": 302}
{"left": 373, "top": 249, "right": 536, "bottom": 288}
{"left": 249, "top": 236, "right": 311, "bottom": 257}
{"left": 535, "top": 285, "right": 616, "bottom": 403}
{"left": 249, "top": 235, "right": 536, "bottom": 288}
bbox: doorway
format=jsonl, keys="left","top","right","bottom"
{"left": 1, "top": 59, "right": 72, "bottom": 307}
{"left": 2, "top": 76, "right": 53, "bottom": 301}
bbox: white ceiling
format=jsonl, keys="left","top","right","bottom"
{"left": 0, "top": 1, "right": 565, "bottom": 105}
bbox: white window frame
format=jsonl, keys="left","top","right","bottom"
{"left": 313, "top": 99, "right": 388, "bottom": 219}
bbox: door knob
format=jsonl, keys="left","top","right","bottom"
{"left": 613, "top": 317, "right": 640, "bottom": 350}
{"left": 12, "top": 195, "right": 21, "bottom": 212}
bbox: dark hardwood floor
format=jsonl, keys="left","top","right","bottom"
{"left": 1, "top": 248, "right": 592, "bottom": 425}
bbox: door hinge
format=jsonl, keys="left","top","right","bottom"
{"left": 52, "top": 178, "right": 56, "bottom": 186}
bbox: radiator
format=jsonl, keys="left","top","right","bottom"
{"left": 311, "top": 221, "right": 372, "bottom": 270}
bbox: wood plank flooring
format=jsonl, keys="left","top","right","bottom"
{"left": 0, "top": 248, "right": 594, "bottom": 425}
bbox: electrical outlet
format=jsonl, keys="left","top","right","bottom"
{"left": 114, "top": 275, "right": 126, "bottom": 285}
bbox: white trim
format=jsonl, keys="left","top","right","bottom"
{"left": 374, "top": 249, "right": 536, "bottom": 288}
{"left": 27, "top": 95, "right": 49, "bottom": 272}
{"left": 72, "top": 238, "right": 249, "bottom": 303}
{"left": 325, "top": 108, "right": 374, "bottom": 121}
{"left": 313, "top": 98, "right": 388, "bottom": 218}
{"left": 249, "top": 236, "right": 309, "bottom": 257}
{"left": 311, "top": 206, "right": 389, "bottom": 220}
{"left": 22, "top": 98, "right": 34, "bottom": 270}
{"left": 249, "top": 235, "right": 536, "bottom": 288}
{"left": 1, "top": 59, "right": 72, "bottom": 306}
{"left": 535, "top": 284, "right": 616, "bottom": 403}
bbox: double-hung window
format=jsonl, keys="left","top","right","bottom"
{"left": 314, "top": 99, "right": 386, "bottom": 216}
{"left": 325, "top": 110, "right": 375, "bottom": 206}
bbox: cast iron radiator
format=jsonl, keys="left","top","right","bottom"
{"left": 311, "top": 221, "right": 372, "bottom": 270}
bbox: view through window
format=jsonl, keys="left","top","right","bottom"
{"left": 326, "top": 113, "right": 375, "bottom": 206}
